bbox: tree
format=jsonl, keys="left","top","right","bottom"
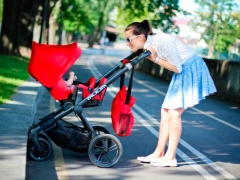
{"left": 0, "top": 0, "right": 41, "bottom": 55}
{"left": 0, "top": 0, "right": 58, "bottom": 56}
{"left": 193, "top": 0, "right": 239, "bottom": 58}
{"left": 116, "top": 0, "right": 184, "bottom": 34}
{"left": 0, "top": 0, "right": 3, "bottom": 22}
{"left": 58, "top": 0, "right": 122, "bottom": 47}
{"left": 58, "top": 0, "right": 183, "bottom": 47}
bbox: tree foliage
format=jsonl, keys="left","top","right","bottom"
{"left": 0, "top": 0, "right": 3, "bottom": 22}
{"left": 193, "top": 0, "right": 239, "bottom": 58}
{"left": 57, "top": 0, "right": 183, "bottom": 47}
{"left": 116, "top": 0, "right": 184, "bottom": 33}
{"left": 58, "top": 0, "right": 121, "bottom": 47}
{"left": 0, "top": 0, "right": 182, "bottom": 55}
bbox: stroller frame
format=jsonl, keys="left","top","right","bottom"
{"left": 27, "top": 48, "right": 151, "bottom": 168}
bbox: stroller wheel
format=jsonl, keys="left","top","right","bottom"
{"left": 88, "top": 134, "right": 123, "bottom": 168}
{"left": 93, "top": 126, "right": 110, "bottom": 135}
{"left": 28, "top": 137, "right": 52, "bottom": 161}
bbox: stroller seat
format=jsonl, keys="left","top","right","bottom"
{"left": 75, "top": 77, "right": 108, "bottom": 107}
{"left": 28, "top": 41, "right": 107, "bottom": 105}
{"left": 28, "top": 41, "right": 82, "bottom": 101}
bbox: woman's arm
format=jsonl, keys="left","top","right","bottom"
{"left": 147, "top": 47, "right": 180, "bottom": 73}
{"left": 156, "top": 59, "right": 179, "bottom": 73}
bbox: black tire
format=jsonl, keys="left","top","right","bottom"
{"left": 92, "top": 126, "right": 110, "bottom": 135}
{"left": 28, "top": 137, "right": 52, "bottom": 161}
{"left": 88, "top": 134, "right": 123, "bottom": 168}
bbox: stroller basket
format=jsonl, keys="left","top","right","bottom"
{"left": 45, "top": 119, "right": 91, "bottom": 152}
{"left": 27, "top": 42, "right": 150, "bottom": 168}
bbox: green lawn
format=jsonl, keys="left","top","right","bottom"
{"left": 0, "top": 55, "right": 30, "bottom": 105}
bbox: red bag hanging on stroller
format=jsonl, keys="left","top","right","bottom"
{"left": 111, "top": 66, "right": 136, "bottom": 136}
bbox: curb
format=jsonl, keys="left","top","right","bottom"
{"left": 0, "top": 77, "right": 45, "bottom": 180}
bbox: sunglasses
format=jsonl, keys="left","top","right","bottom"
{"left": 125, "top": 35, "right": 139, "bottom": 43}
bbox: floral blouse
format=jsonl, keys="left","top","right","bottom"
{"left": 143, "top": 33, "right": 196, "bottom": 73}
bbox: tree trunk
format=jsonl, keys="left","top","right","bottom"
{"left": 0, "top": 0, "right": 24, "bottom": 55}
{"left": 88, "top": 1, "right": 107, "bottom": 48}
{"left": 0, "top": 0, "right": 54, "bottom": 56}
{"left": 207, "top": 22, "right": 219, "bottom": 58}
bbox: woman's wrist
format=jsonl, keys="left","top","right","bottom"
{"left": 155, "top": 57, "right": 160, "bottom": 63}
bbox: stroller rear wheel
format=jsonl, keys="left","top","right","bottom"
{"left": 88, "top": 134, "right": 123, "bottom": 168}
{"left": 28, "top": 137, "right": 52, "bottom": 161}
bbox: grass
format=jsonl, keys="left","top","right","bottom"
{"left": 0, "top": 55, "right": 30, "bottom": 105}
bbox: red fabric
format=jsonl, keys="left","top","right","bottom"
{"left": 27, "top": 41, "right": 82, "bottom": 88}
{"left": 121, "top": 59, "right": 130, "bottom": 64}
{"left": 78, "top": 77, "right": 96, "bottom": 98}
{"left": 50, "top": 79, "right": 71, "bottom": 100}
{"left": 93, "top": 78, "right": 107, "bottom": 101}
{"left": 77, "top": 77, "right": 107, "bottom": 101}
{"left": 111, "top": 86, "right": 136, "bottom": 136}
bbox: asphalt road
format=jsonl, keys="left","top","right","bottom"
{"left": 26, "top": 54, "right": 240, "bottom": 180}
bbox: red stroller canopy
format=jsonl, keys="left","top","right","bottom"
{"left": 27, "top": 41, "right": 82, "bottom": 88}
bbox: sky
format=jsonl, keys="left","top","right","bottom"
{"left": 179, "top": 0, "right": 240, "bottom": 12}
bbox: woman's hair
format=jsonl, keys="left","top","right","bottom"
{"left": 125, "top": 19, "right": 154, "bottom": 38}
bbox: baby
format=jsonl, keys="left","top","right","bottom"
{"left": 65, "top": 71, "right": 77, "bottom": 88}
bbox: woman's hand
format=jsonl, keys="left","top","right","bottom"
{"left": 146, "top": 46, "right": 157, "bottom": 62}
{"left": 147, "top": 46, "right": 180, "bottom": 74}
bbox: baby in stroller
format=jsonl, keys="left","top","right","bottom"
{"left": 27, "top": 41, "right": 150, "bottom": 167}
{"left": 65, "top": 71, "right": 77, "bottom": 88}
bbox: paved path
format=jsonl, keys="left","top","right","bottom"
{"left": 0, "top": 78, "right": 43, "bottom": 180}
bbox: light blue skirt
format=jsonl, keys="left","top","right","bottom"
{"left": 162, "top": 54, "right": 217, "bottom": 109}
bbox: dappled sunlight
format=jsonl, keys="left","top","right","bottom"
{"left": 86, "top": 110, "right": 111, "bottom": 116}
{"left": 17, "top": 90, "right": 38, "bottom": 95}
{"left": 204, "top": 149, "right": 229, "bottom": 156}
{"left": 106, "top": 86, "right": 119, "bottom": 92}
{"left": 132, "top": 88, "right": 150, "bottom": 93}
{"left": 0, "top": 75, "right": 25, "bottom": 85}
{"left": 230, "top": 106, "right": 240, "bottom": 109}
{"left": 187, "top": 109, "right": 216, "bottom": 115}
{"left": 4, "top": 100, "right": 27, "bottom": 106}
{"left": 229, "top": 143, "right": 240, "bottom": 147}
{"left": 144, "top": 94, "right": 159, "bottom": 98}
{"left": 0, "top": 136, "right": 27, "bottom": 162}
{"left": 182, "top": 120, "right": 216, "bottom": 130}
{"left": 98, "top": 111, "right": 111, "bottom": 115}
{"left": 87, "top": 117, "right": 111, "bottom": 123}
{"left": 23, "top": 81, "right": 41, "bottom": 88}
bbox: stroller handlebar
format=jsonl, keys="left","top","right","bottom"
{"left": 131, "top": 50, "right": 151, "bottom": 65}
{"left": 125, "top": 49, "right": 144, "bottom": 60}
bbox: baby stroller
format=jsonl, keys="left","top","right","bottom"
{"left": 27, "top": 41, "right": 150, "bottom": 168}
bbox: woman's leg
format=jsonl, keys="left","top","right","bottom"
{"left": 151, "top": 108, "right": 170, "bottom": 158}
{"left": 151, "top": 108, "right": 185, "bottom": 166}
{"left": 164, "top": 108, "right": 185, "bottom": 160}
{"left": 138, "top": 108, "right": 170, "bottom": 160}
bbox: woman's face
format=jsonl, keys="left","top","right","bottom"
{"left": 125, "top": 30, "right": 145, "bottom": 52}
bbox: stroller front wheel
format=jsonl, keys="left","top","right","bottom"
{"left": 88, "top": 134, "right": 123, "bottom": 168}
{"left": 28, "top": 137, "right": 52, "bottom": 161}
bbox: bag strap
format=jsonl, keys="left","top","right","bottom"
{"left": 120, "top": 66, "right": 134, "bottom": 105}
{"left": 126, "top": 66, "right": 134, "bottom": 104}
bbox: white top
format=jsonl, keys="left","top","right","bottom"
{"left": 144, "top": 33, "right": 196, "bottom": 73}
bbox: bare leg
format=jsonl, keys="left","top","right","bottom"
{"left": 151, "top": 108, "right": 185, "bottom": 166}
{"left": 150, "top": 108, "right": 170, "bottom": 158}
{"left": 165, "top": 108, "right": 185, "bottom": 160}
{"left": 140, "top": 108, "right": 170, "bottom": 159}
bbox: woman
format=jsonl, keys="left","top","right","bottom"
{"left": 124, "top": 20, "right": 216, "bottom": 167}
